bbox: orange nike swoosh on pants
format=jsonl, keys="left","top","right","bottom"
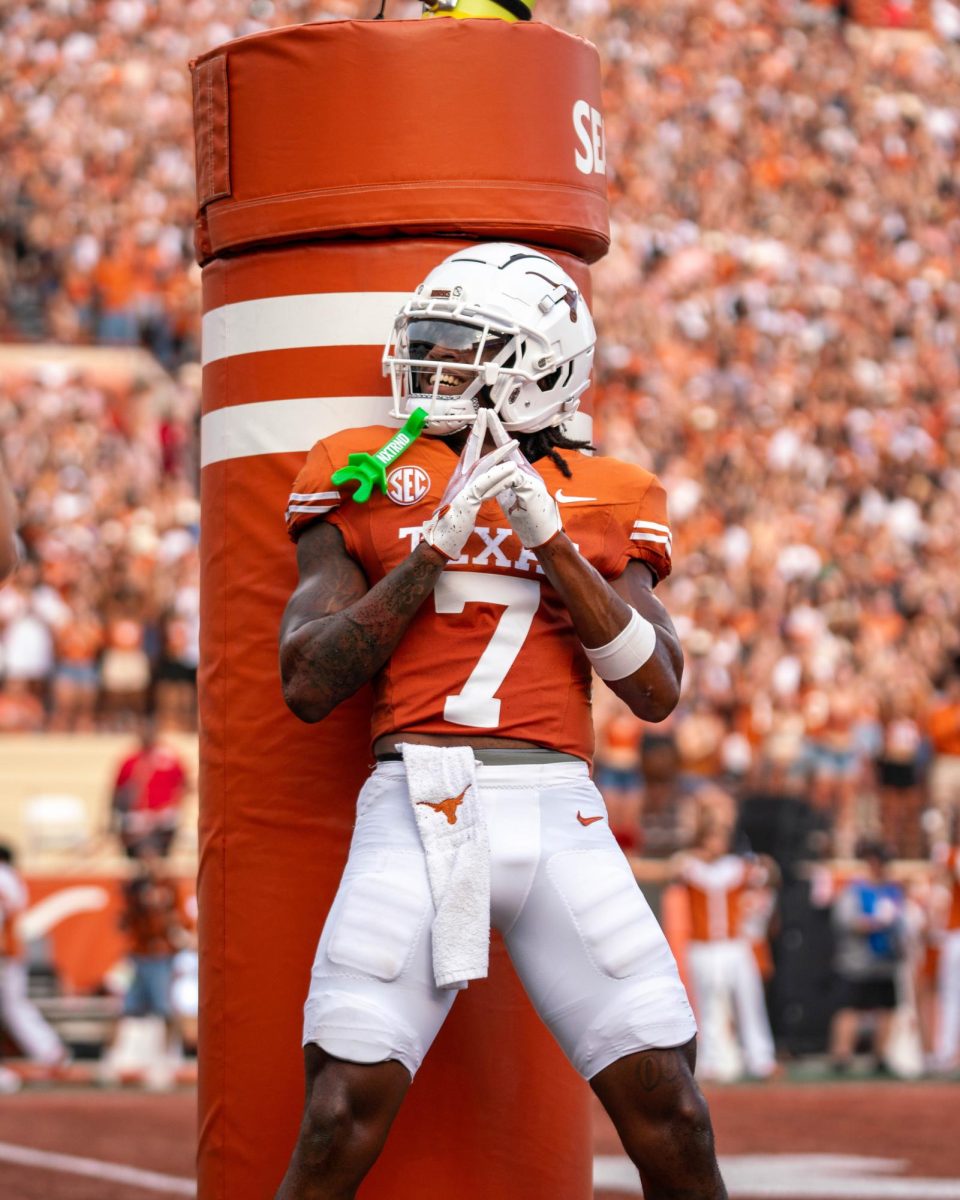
{"left": 576, "top": 812, "right": 603, "bottom": 826}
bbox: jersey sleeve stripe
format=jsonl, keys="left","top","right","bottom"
{"left": 286, "top": 503, "right": 338, "bottom": 515}
{"left": 289, "top": 491, "right": 340, "bottom": 501}
{"left": 633, "top": 520, "right": 671, "bottom": 534}
{"left": 630, "top": 531, "right": 671, "bottom": 546}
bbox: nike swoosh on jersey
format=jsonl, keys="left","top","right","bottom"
{"left": 576, "top": 811, "right": 604, "bottom": 826}
{"left": 556, "top": 489, "right": 598, "bottom": 503}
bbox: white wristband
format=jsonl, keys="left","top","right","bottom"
{"left": 583, "top": 609, "right": 657, "bottom": 681}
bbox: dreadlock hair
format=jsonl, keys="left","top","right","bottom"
{"left": 517, "top": 426, "right": 595, "bottom": 479}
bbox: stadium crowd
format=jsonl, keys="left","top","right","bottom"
{"left": 1, "top": 0, "right": 959, "bottom": 860}
{"left": 0, "top": 363, "right": 199, "bottom": 732}
{"left": 577, "top": 0, "right": 960, "bottom": 861}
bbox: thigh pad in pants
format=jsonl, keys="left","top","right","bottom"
{"left": 302, "top": 772, "right": 454, "bottom": 1079}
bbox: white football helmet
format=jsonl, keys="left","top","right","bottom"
{"left": 383, "top": 242, "right": 596, "bottom": 435}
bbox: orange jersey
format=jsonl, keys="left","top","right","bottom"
{"left": 286, "top": 426, "right": 673, "bottom": 763}
{"left": 56, "top": 618, "right": 104, "bottom": 665}
{"left": 680, "top": 855, "right": 749, "bottom": 942}
{"left": 935, "top": 845, "right": 960, "bottom": 931}
{"left": 927, "top": 702, "right": 960, "bottom": 757}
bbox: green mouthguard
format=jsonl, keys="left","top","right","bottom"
{"left": 331, "top": 408, "right": 428, "bottom": 503}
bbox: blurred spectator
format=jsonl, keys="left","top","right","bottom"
{"left": 0, "top": 679, "right": 45, "bottom": 732}
{"left": 634, "top": 738, "right": 699, "bottom": 862}
{"left": 109, "top": 721, "right": 189, "bottom": 858}
{"left": 152, "top": 551, "right": 199, "bottom": 732}
{"left": 100, "top": 594, "right": 152, "bottom": 727}
{"left": 829, "top": 838, "right": 907, "bottom": 1073}
{"left": 0, "top": 564, "right": 56, "bottom": 706}
{"left": 803, "top": 664, "right": 865, "bottom": 851}
{"left": 874, "top": 694, "right": 928, "bottom": 858}
{"left": 101, "top": 849, "right": 193, "bottom": 1083}
{"left": 49, "top": 592, "right": 104, "bottom": 731}
{"left": 0, "top": 844, "right": 68, "bottom": 1074}
{"left": 592, "top": 688, "right": 644, "bottom": 850}
{"left": 119, "top": 851, "right": 190, "bottom": 1018}
{"left": 926, "top": 673, "right": 960, "bottom": 830}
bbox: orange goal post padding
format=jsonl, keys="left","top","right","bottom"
{"left": 193, "top": 19, "right": 608, "bottom": 1200}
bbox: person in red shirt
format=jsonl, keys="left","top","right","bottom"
{"left": 275, "top": 245, "right": 725, "bottom": 1200}
{"left": 110, "top": 721, "right": 188, "bottom": 858}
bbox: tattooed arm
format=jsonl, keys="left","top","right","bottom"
{"left": 535, "top": 542, "right": 683, "bottom": 722}
{"left": 279, "top": 520, "right": 446, "bottom": 723}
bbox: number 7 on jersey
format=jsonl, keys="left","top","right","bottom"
{"left": 434, "top": 573, "right": 541, "bottom": 728}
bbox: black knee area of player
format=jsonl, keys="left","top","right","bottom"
{"left": 302, "top": 1076, "right": 355, "bottom": 1164}
{"left": 297, "top": 1048, "right": 367, "bottom": 1165}
{"left": 667, "top": 1079, "right": 716, "bottom": 1148}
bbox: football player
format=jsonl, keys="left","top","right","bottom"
{"left": 275, "top": 243, "right": 727, "bottom": 1200}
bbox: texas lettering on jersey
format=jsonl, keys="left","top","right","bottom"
{"left": 286, "top": 426, "right": 673, "bottom": 763}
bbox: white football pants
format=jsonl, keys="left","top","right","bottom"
{"left": 686, "top": 938, "right": 776, "bottom": 1081}
{"left": 303, "top": 759, "right": 696, "bottom": 1080}
{"left": 935, "top": 928, "right": 960, "bottom": 1070}
{"left": 0, "top": 960, "right": 64, "bottom": 1066}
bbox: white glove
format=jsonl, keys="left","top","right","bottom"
{"left": 423, "top": 411, "right": 520, "bottom": 560}
{"left": 484, "top": 412, "right": 562, "bottom": 550}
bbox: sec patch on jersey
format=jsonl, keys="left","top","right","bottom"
{"left": 387, "top": 465, "right": 432, "bottom": 506}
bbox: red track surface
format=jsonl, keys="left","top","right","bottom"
{"left": 0, "top": 1079, "right": 958, "bottom": 1198}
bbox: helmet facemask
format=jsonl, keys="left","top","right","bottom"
{"left": 385, "top": 315, "right": 527, "bottom": 435}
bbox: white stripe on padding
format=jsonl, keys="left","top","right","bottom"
{"left": 0, "top": 1140, "right": 195, "bottom": 1195}
{"left": 200, "top": 396, "right": 392, "bottom": 467}
{"left": 201, "top": 398, "right": 593, "bottom": 467}
{"left": 630, "top": 532, "right": 671, "bottom": 545}
{"left": 201, "top": 293, "right": 409, "bottom": 366}
{"left": 19, "top": 886, "right": 110, "bottom": 940}
{"left": 633, "top": 520, "right": 671, "bottom": 533}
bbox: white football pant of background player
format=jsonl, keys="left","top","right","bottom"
{"left": 936, "top": 925, "right": 960, "bottom": 1071}
{"left": 686, "top": 937, "right": 776, "bottom": 1082}
{"left": 0, "top": 862, "right": 65, "bottom": 1067}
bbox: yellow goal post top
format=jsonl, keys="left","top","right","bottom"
{"left": 421, "top": 0, "right": 536, "bottom": 22}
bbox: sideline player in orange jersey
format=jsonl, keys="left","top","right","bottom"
{"left": 932, "top": 834, "right": 960, "bottom": 1072}
{"left": 275, "top": 244, "right": 727, "bottom": 1200}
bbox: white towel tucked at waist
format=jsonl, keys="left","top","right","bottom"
{"left": 400, "top": 743, "right": 490, "bottom": 990}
